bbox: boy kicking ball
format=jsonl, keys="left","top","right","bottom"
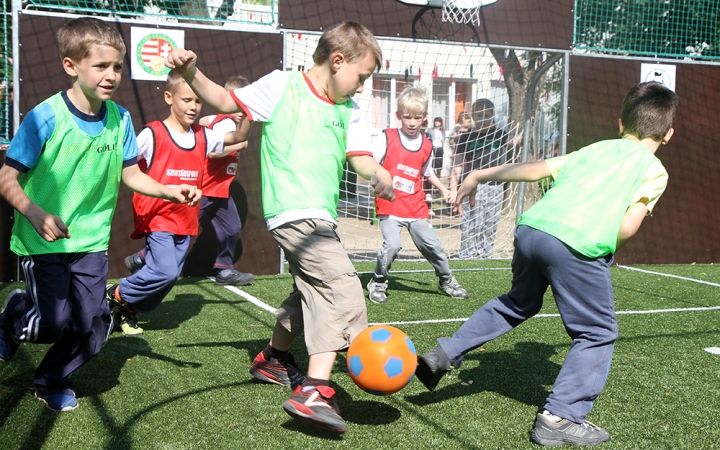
{"left": 416, "top": 81, "right": 678, "bottom": 446}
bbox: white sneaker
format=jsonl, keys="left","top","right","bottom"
{"left": 367, "top": 280, "right": 388, "bottom": 304}
{"left": 439, "top": 276, "right": 468, "bottom": 298}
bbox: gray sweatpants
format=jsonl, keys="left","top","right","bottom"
{"left": 460, "top": 183, "right": 503, "bottom": 259}
{"left": 438, "top": 225, "right": 617, "bottom": 423}
{"left": 374, "top": 217, "right": 452, "bottom": 283}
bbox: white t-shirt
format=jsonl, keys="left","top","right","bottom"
{"left": 136, "top": 123, "right": 228, "bottom": 163}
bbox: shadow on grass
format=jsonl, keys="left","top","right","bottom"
{"left": 357, "top": 273, "right": 445, "bottom": 298}
{"left": 405, "top": 342, "right": 560, "bottom": 409}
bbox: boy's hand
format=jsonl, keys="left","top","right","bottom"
{"left": 166, "top": 184, "right": 202, "bottom": 206}
{"left": 444, "top": 189, "right": 457, "bottom": 205}
{"left": 454, "top": 176, "right": 479, "bottom": 213}
{"left": 26, "top": 205, "right": 70, "bottom": 242}
{"left": 164, "top": 49, "right": 198, "bottom": 77}
{"left": 371, "top": 169, "right": 395, "bottom": 201}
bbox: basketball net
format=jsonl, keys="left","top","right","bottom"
{"left": 442, "top": 0, "right": 482, "bottom": 26}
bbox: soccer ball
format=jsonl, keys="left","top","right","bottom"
{"left": 346, "top": 325, "right": 417, "bottom": 395}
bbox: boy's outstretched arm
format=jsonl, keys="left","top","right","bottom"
{"left": 0, "top": 164, "right": 70, "bottom": 241}
{"left": 616, "top": 201, "right": 648, "bottom": 250}
{"left": 347, "top": 154, "right": 396, "bottom": 201}
{"left": 455, "top": 160, "right": 551, "bottom": 207}
{"left": 122, "top": 164, "right": 202, "bottom": 206}
{"left": 426, "top": 173, "right": 452, "bottom": 203}
{"left": 165, "top": 49, "right": 240, "bottom": 115}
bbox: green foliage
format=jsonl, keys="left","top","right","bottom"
{"left": 2, "top": 261, "right": 720, "bottom": 448}
{"left": 575, "top": 0, "right": 720, "bottom": 60}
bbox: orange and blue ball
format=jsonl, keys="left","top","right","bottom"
{"left": 346, "top": 325, "right": 417, "bottom": 395}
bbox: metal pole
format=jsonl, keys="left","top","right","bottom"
{"left": 559, "top": 53, "right": 570, "bottom": 156}
{"left": 12, "top": 0, "right": 20, "bottom": 282}
{"left": 516, "top": 52, "right": 564, "bottom": 222}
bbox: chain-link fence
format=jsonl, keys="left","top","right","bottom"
{"left": 574, "top": 0, "right": 720, "bottom": 60}
{"left": 24, "top": 0, "right": 276, "bottom": 26}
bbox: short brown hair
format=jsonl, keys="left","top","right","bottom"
{"left": 620, "top": 82, "right": 679, "bottom": 141}
{"left": 57, "top": 17, "right": 126, "bottom": 62}
{"left": 224, "top": 75, "right": 250, "bottom": 91}
{"left": 312, "top": 21, "right": 382, "bottom": 72}
{"left": 166, "top": 70, "right": 187, "bottom": 93}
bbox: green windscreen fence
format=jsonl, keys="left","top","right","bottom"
{"left": 574, "top": 0, "right": 720, "bottom": 60}
{"left": 24, "top": 0, "right": 276, "bottom": 25}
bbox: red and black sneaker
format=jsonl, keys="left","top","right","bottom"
{"left": 249, "top": 351, "right": 306, "bottom": 389}
{"left": 282, "top": 385, "right": 347, "bottom": 433}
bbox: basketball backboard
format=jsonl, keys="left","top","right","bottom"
{"left": 395, "top": 0, "right": 497, "bottom": 7}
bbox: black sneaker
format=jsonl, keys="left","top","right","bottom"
{"left": 0, "top": 290, "right": 22, "bottom": 362}
{"left": 283, "top": 385, "right": 347, "bottom": 433}
{"left": 106, "top": 284, "right": 121, "bottom": 315}
{"left": 215, "top": 269, "right": 255, "bottom": 286}
{"left": 249, "top": 351, "right": 306, "bottom": 389}
{"left": 124, "top": 252, "right": 145, "bottom": 275}
{"left": 531, "top": 413, "right": 610, "bottom": 446}
{"left": 415, "top": 346, "right": 452, "bottom": 391}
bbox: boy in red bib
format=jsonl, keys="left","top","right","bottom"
{"left": 367, "top": 86, "right": 467, "bottom": 304}
{"left": 196, "top": 75, "right": 254, "bottom": 286}
{"left": 106, "top": 71, "right": 248, "bottom": 335}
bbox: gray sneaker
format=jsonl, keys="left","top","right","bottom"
{"left": 415, "top": 346, "right": 452, "bottom": 391}
{"left": 531, "top": 413, "right": 610, "bottom": 446}
{"left": 439, "top": 276, "right": 468, "bottom": 298}
{"left": 367, "top": 280, "right": 388, "bottom": 304}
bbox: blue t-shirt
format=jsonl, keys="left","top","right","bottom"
{"left": 4, "top": 91, "right": 138, "bottom": 172}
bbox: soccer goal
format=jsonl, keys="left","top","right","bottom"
{"left": 283, "top": 24, "right": 567, "bottom": 262}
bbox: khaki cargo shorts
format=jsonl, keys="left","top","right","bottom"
{"left": 270, "top": 219, "right": 368, "bottom": 355}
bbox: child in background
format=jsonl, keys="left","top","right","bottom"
{"left": 106, "top": 71, "right": 247, "bottom": 336}
{"left": 165, "top": 21, "right": 395, "bottom": 433}
{"left": 0, "top": 18, "right": 200, "bottom": 411}
{"left": 367, "top": 87, "right": 467, "bottom": 304}
{"left": 196, "top": 75, "right": 255, "bottom": 286}
{"left": 416, "top": 81, "right": 678, "bottom": 447}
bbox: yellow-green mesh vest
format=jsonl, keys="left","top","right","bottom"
{"left": 11, "top": 94, "right": 124, "bottom": 255}
{"left": 518, "top": 139, "right": 661, "bottom": 257}
{"left": 260, "top": 72, "right": 352, "bottom": 220}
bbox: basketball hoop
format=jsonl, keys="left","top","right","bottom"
{"left": 441, "top": 0, "right": 496, "bottom": 25}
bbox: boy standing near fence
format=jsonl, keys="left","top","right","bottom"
{"left": 367, "top": 86, "right": 467, "bottom": 304}
{"left": 106, "top": 71, "right": 247, "bottom": 336}
{"left": 198, "top": 75, "right": 254, "bottom": 286}
{"left": 165, "top": 21, "right": 395, "bottom": 433}
{"left": 0, "top": 18, "right": 200, "bottom": 411}
{"left": 416, "top": 81, "right": 678, "bottom": 446}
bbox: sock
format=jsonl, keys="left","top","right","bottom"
{"left": 262, "top": 345, "right": 289, "bottom": 361}
{"left": 302, "top": 376, "right": 329, "bottom": 391}
{"left": 114, "top": 287, "right": 138, "bottom": 314}
{"left": 542, "top": 410, "right": 563, "bottom": 423}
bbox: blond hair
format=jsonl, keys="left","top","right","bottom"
{"left": 224, "top": 75, "right": 250, "bottom": 91}
{"left": 396, "top": 86, "right": 428, "bottom": 115}
{"left": 312, "top": 21, "right": 382, "bottom": 72}
{"left": 57, "top": 17, "right": 126, "bottom": 62}
{"left": 165, "top": 70, "right": 187, "bottom": 93}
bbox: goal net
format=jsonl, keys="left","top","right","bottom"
{"left": 283, "top": 31, "right": 564, "bottom": 262}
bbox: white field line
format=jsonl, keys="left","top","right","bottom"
{"left": 213, "top": 273, "right": 720, "bottom": 325}
{"left": 357, "top": 267, "right": 510, "bottom": 275}
{"left": 217, "top": 282, "right": 277, "bottom": 314}
{"left": 616, "top": 264, "right": 720, "bottom": 287}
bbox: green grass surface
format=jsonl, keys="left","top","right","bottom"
{"left": 2, "top": 261, "right": 720, "bottom": 449}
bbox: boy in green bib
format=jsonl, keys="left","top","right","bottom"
{"left": 165, "top": 21, "right": 394, "bottom": 433}
{"left": 416, "top": 81, "right": 678, "bottom": 447}
{"left": 0, "top": 17, "right": 200, "bottom": 412}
